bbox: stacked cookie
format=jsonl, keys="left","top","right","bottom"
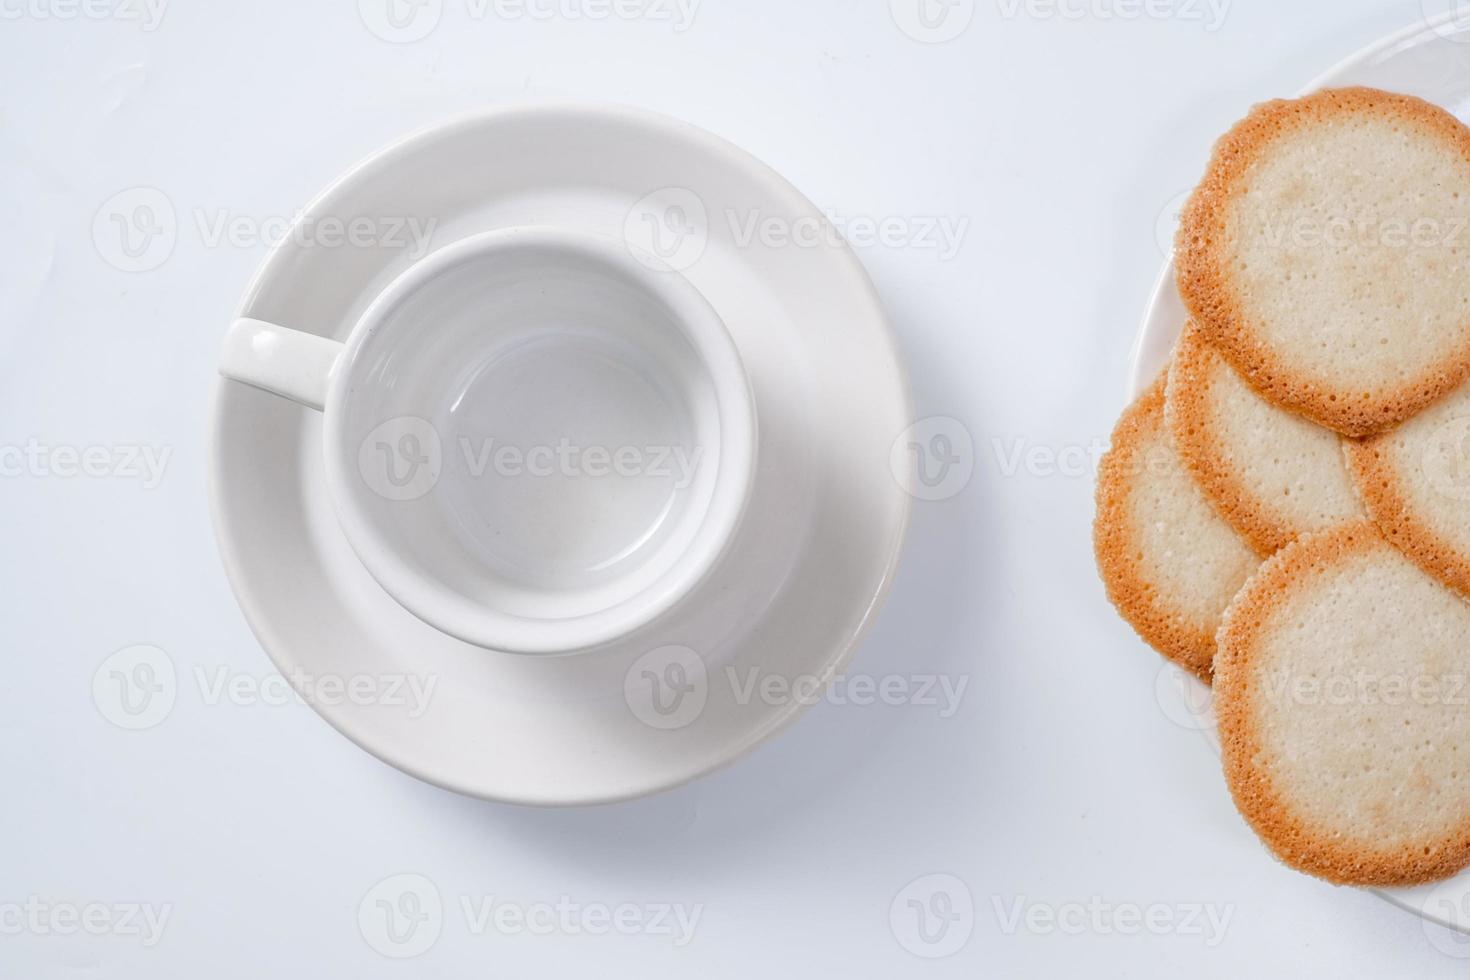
{"left": 1096, "top": 87, "right": 1470, "bottom": 887}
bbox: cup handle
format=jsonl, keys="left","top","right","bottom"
{"left": 219, "top": 318, "right": 346, "bottom": 412}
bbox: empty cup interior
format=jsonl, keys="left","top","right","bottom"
{"left": 330, "top": 234, "right": 745, "bottom": 646}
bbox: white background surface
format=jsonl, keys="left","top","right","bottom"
{"left": 6, "top": 0, "right": 1470, "bottom": 975}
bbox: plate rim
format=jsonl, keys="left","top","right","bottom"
{"left": 1130, "top": 9, "right": 1470, "bottom": 930}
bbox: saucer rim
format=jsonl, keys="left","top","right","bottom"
{"left": 207, "top": 99, "right": 914, "bottom": 806}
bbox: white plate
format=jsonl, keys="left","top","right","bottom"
{"left": 209, "top": 103, "right": 912, "bottom": 806}
{"left": 1133, "top": 12, "right": 1470, "bottom": 932}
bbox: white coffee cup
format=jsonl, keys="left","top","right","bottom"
{"left": 219, "top": 227, "right": 756, "bottom": 654}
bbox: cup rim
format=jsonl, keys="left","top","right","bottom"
{"left": 320, "top": 225, "right": 757, "bottom": 655}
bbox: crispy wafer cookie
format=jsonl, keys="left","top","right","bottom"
{"left": 1346, "top": 376, "right": 1470, "bottom": 599}
{"left": 1176, "top": 87, "right": 1470, "bottom": 437}
{"left": 1094, "top": 376, "right": 1259, "bottom": 681}
{"left": 1215, "top": 522, "right": 1470, "bottom": 886}
{"left": 1166, "top": 321, "right": 1363, "bottom": 556}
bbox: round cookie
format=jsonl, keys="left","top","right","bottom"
{"left": 1094, "top": 375, "right": 1259, "bottom": 682}
{"left": 1176, "top": 87, "right": 1470, "bottom": 437}
{"left": 1346, "top": 375, "right": 1470, "bottom": 599}
{"left": 1166, "top": 320, "right": 1364, "bottom": 556}
{"left": 1215, "top": 521, "right": 1470, "bottom": 886}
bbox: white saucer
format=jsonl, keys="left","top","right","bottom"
{"left": 1134, "top": 12, "right": 1470, "bottom": 934}
{"left": 209, "top": 103, "right": 911, "bottom": 806}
